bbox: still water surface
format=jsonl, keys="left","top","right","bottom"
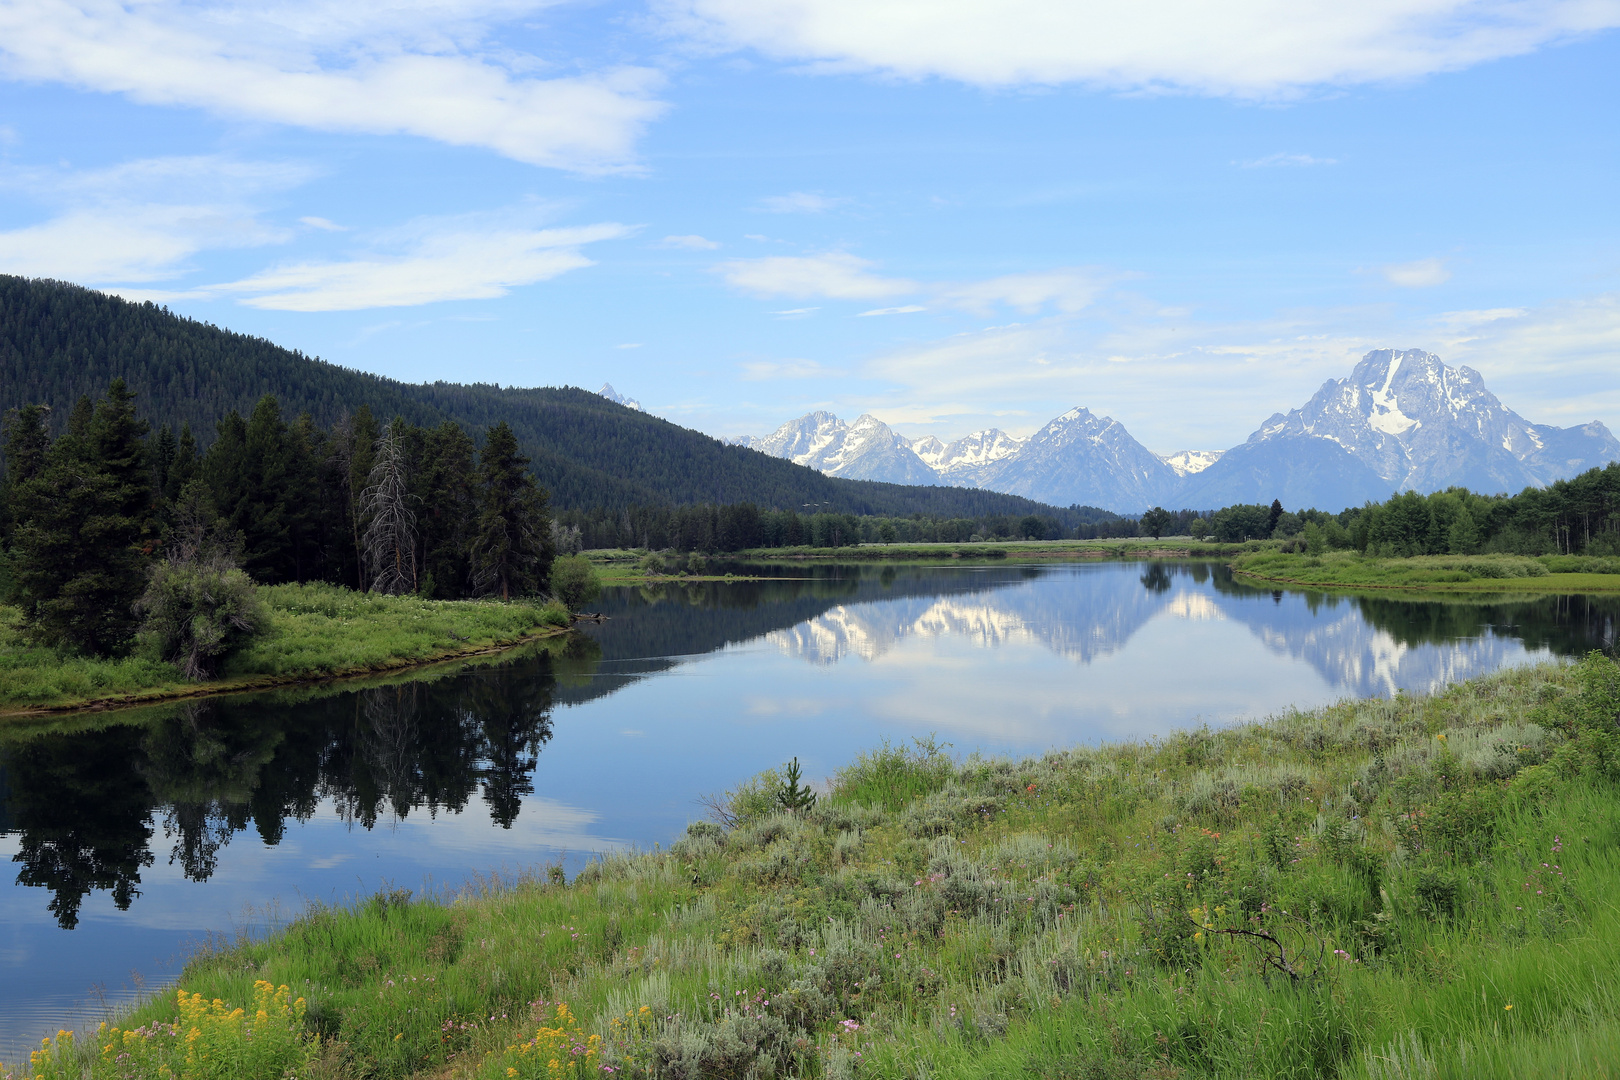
{"left": 2, "top": 559, "right": 1616, "bottom": 1064}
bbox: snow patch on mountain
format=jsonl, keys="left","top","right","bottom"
{"left": 912, "top": 429, "right": 1027, "bottom": 481}
{"left": 738, "top": 411, "right": 937, "bottom": 485}
{"left": 1159, "top": 450, "right": 1224, "bottom": 477}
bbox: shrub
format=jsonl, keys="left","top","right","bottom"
{"left": 550, "top": 554, "right": 602, "bottom": 612}
{"left": 135, "top": 555, "right": 265, "bottom": 680}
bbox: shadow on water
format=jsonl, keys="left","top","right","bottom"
{"left": 0, "top": 634, "right": 602, "bottom": 930}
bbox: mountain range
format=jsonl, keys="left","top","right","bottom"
{"left": 732, "top": 349, "right": 1620, "bottom": 512}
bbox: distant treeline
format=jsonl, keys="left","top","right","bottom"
{"left": 553, "top": 503, "right": 1141, "bottom": 551}
{"left": 1194, "top": 464, "right": 1620, "bottom": 555}
{"left": 558, "top": 469, "right": 1620, "bottom": 556}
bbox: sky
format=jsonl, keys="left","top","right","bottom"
{"left": 1, "top": 0, "right": 1617, "bottom": 455}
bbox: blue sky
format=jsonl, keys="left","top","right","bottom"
{"left": 1, "top": 0, "right": 1617, "bottom": 454}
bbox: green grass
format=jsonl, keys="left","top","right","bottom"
{"left": 742, "top": 538, "right": 1269, "bottom": 560}
{"left": 22, "top": 653, "right": 1620, "bottom": 1080}
{"left": 1233, "top": 550, "right": 1620, "bottom": 593}
{"left": 0, "top": 584, "right": 570, "bottom": 714}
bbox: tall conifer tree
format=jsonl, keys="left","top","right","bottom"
{"left": 11, "top": 384, "right": 150, "bottom": 654}
{"left": 471, "top": 421, "right": 553, "bottom": 600}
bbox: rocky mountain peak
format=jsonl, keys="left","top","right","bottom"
{"left": 598, "top": 383, "right": 642, "bottom": 411}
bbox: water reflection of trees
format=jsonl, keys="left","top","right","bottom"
{"left": 1195, "top": 560, "right": 1620, "bottom": 656}
{"left": 0, "top": 636, "right": 598, "bottom": 928}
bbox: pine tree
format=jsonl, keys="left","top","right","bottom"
{"left": 2, "top": 403, "right": 52, "bottom": 553}
{"left": 166, "top": 424, "right": 199, "bottom": 502}
{"left": 417, "top": 420, "right": 478, "bottom": 598}
{"left": 471, "top": 421, "right": 554, "bottom": 599}
{"left": 11, "top": 385, "right": 151, "bottom": 654}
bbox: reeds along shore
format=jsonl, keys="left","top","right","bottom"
{"left": 13, "top": 654, "right": 1620, "bottom": 1080}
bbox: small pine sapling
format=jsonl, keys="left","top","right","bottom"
{"left": 777, "top": 757, "right": 818, "bottom": 813}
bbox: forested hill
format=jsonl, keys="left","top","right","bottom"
{"left": 0, "top": 275, "right": 1094, "bottom": 520}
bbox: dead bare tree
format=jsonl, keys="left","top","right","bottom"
{"left": 361, "top": 424, "right": 418, "bottom": 595}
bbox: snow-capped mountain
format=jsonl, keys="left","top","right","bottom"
{"left": 734, "top": 348, "right": 1618, "bottom": 513}
{"left": 1181, "top": 349, "right": 1620, "bottom": 510}
{"left": 973, "top": 408, "right": 1176, "bottom": 512}
{"left": 735, "top": 411, "right": 937, "bottom": 485}
{"left": 598, "top": 383, "right": 642, "bottom": 411}
{"left": 1159, "top": 450, "right": 1223, "bottom": 477}
{"left": 910, "top": 429, "right": 1027, "bottom": 482}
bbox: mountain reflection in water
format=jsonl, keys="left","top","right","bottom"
{"left": 1, "top": 559, "right": 1616, "bottom": 1065}
{"left": 736, "top": 562, "right": 1617, "bottom": 698}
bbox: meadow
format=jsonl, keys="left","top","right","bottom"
{"left": 1232, "top": 550, "right": 1620, "bottom": 593}
{"left": 0, "top": 583, "right": 570, "bottom": 714}
{"left": 12, "top": 652, "right": 1620, "bottom": 1080}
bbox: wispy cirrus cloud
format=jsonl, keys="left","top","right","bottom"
{"left": 1239, "top": 152, "right": 1338, "bottom": 168}
{"left": 664, "top": 0, "right": 1620, "bottom": 97}
{"left": 0, "top": 0, "right": 666, "bottom": 172}
{"left": 718, "top": 252, "right": 916, "bottom": 299}
{"left": 756, "top": 191, "right": 848, "bottom": 213}
{"left": 937, "top": 269, "right": 1108, "bottom": 314}
{"left": 857, "top": 304, "right": 926, "bottom": 316}
{"left": 719, "top": 255, "right": 1109, "bottom": 317}
{"left": 1382, "top": 257, "right": 1452, "bottom": 287}
{"left": 0, "top": 154, "right": 310, "bottom": 281}
{"left": 198, "top": 218, "right": 633, "bottom": 311}
{"left": 660, "top": 234, "right": 721, "bottom": 249}
{"left": 740, "top": 357, "right": 843, "bottom": 379}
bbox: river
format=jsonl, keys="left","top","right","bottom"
{"left": 2, "top": 558, "right": 1615, "bottom": 1064}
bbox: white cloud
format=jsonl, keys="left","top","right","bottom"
{"left": 1240, "top": 152, "right": 1338, "bottom": 167}
{"left": 664, "top": 0, "right": 1620, "bottom": 96}
{"left": 0, "top": 155, "right": 308, "bottom": 281}
{"left": 1431, "top": 292, "right": 1620, "bottom": 425}
{"left": 757, "top": 191, "right": 847, "bottom": 213}
{"left": 1434, "top": 306, "right": 1527, "bottom": 330}
{"left": 203, "top": 218, "right": 631, "bottom": 310}
{"left": 719, "top": 252, "right": 917, "bottom": 299}
{"left": 0, "top": 0, "right": 666, "bottom": 171}
{"left": 863, "top": 320, "right": 1078, "bottom": 401}
{"left": 857, "top": 304, "right": 926, "bottom": 316}
{"left": 770, "top": 306, "right": 819, "bottom": 318}
{"left": 938, "top": 269, "right": 1106, "bottom": 315}
{"left": 300, "top": 215, "right": 348, "bottom": 231}
{"left": 740, "top": 358, "right": 841, "bottom": 379}
{"left": 661, "top": 233, "right": 721, "bottom": 249}
{"left": 1383, "top": 257, "right": 1452, "bottom": 287}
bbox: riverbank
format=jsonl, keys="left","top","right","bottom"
{"left": 743, "top": 537, "right": 1268, "bottom": 560}
{"left": 582, "top": 538, "right": 1269, "bottom": 575}
{"left": 0, "top": 583, "right": 571, "bottom": 717}
{"left": 22, "top": 654, "right": 1620, "bottom": 1080}
{"left": 1232, "top": 550, "right": 1620, "bottom": 593}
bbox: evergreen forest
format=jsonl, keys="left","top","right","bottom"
{"left": 1, "top": 380, "right": 557, "bottom": 672}
{"left": 0, "top": 275, "right": 1087, "bottom": 521}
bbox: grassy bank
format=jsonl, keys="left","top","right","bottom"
{"left": 582, "top": 538, "right": 1270, "bottom": 572}
{"left": 20, "top": 654, "right": 1620, "bottom": 1080}
{"left": 1233, "top": 550, "right": 1620, "bottom": 593}
{"left": 743, "top": 537, "right": 1268, "bottom": 560}
{"left": 0, "top": 583, "right": 570, "bottom": 715}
